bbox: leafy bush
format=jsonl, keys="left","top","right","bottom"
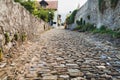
{"left": 4, "top": 32, "right": 10, "bottom": 44}
{"left": 73, "top": 25, "right": 83, "bottom": 30}
{"left": 92, "top": 25, "right": 120, "bottom": 38}
{"left": 66, "top": 9, "right": 78, "bottom": 24}
{"left": 100, "top": 25, "right": 107, "bottom": 31}
{"left": 21, "top": 1, "right": 35, "bottom": 13}
{"left": 85, "top": 23, "right": 96, "bottom": 31}
{"left": 14, "top": 0, "right": 22, "bottom": 2}
{"left": 74, "top": 23, "right": 96, "bottom": 32}
{"left": 113, "top": 32, "right": 120, "bottom": 38}
{"left": 14, "top": 0, "right": 54, "bottom": 22}
{"left": 105, "top": 29, "right": 120, "bottom": 38}
{"left": 35, "top": 9, "right": 54, "bottom": 22}
{"left": 92, "top": 25, "right": 107, "bottom": 34}
{"left": 80, "top": 23, "right": 95, "bottom": 32}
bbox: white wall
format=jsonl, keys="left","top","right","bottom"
{"left": 75, "top": 0, "right": 120, "bottom": 29}
{"left": 53, "top": 10, "right": 58, "bottom": 27}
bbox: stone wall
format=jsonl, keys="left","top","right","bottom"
{"left": 75, "top": 0, "right": 120, "bottom": 29}
{"left": 0, "top": 0, "right": 50, "bottom": 49}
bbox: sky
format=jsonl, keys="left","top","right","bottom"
{"left": 58, "top": 0, "right": 87, "bottom": 14}
{"left": 58, "top": 0, "right": 87, "bottom": 22}
{"left": 38, "top": 0, "right": 87, "bottom": 22}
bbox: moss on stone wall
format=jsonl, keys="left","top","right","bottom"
{"left": 98, "top": 0, "right": 106, "bottom": 13}
{"left": 99, "top": 0, "right": 119, "bottom": 13}
{"left": 21, "top": 33, "right": 27, "bottom": 42}
{"left": 111, "top": 0, "right": 119, "bottom": 8}
{"left": 4, "top": 32, "right": 10, "bottom": 45}
{"left": 14, "top": 33, "right": 19, "bottom": 41}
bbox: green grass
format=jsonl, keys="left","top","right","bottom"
{"left": 73, "top": 26, "right": 82, "bottom": 30}
{"left": 92, "top": 26, "right": 120, "bottom": 38}
{"left": 74, "top": 23, "right": 120, "bottom": 38}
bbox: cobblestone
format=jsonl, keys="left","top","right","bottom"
{"left": 0, "top": 27, "right": 120, "bottom": 80}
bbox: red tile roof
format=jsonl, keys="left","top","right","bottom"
{"left": 46, "top": 1, "right": 58, "bottom": 10}
{"left": 38, "top": 0, "right": 58, "bottom": 10}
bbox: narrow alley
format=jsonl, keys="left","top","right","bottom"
{"left": 1, "top": 27, "right": 120, "bottom": 80}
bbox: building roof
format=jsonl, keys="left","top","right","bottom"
{"left": 38, "top": 0, "right": 58, "bottom": 10}
{"left": 46, "top": 1, "right": 58, "bottom": 10}
{"left": 39, "top": 0, "right": 48, "bottom": 6}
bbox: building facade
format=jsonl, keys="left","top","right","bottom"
{"left": 75, "top": 0, "right": 120, "bottom": 29}
{"left": 39, "top": 0, "right": 58, "bottom": 27}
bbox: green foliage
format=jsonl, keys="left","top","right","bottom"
{"left": 76, "top": 18, "right": 120, "bottom": 38}
{"left": 80, "top": 23, "right": 95, "bottom": 32}
{"left": 21, "top": 1, "right": 35, "bottom": 13}
{"left": 76, "top": 20, "right": 81, "bottom": 25}
{"left": 14, "top": 33, "right": 19, "bottom": 41}
{"left": 66, "top": 9, "right": 78, "bottom": 24}
{"left": 100, "top": 25, "right": 107, "bottom": 31}
{"left": 85, "top": 23, "right": 96, "bottom": 31}
{"left": 0, "top": 48, "right": 3, "bottom": 62}
{"left": 113, "top": 32, "right": 120, "bottom": 38}
{"left": 37, "top": 9, "right": 49, "bottom": 22}
{"left": 73, "top": 25, "right": 82, "bottom": 30}
{"left": 98, "top": 0, "right": 106, "bottom": 13}
{"left": 74, "top": 23, "right": 96, "bottom": 32}
{"left": 33, "top": 9, "right": 54, "bottom": 22}
{"left": 4, "top": 32, "right": 10, "bottom": 44}
{"left": 14, "top": 0, "right": 36, "bottom": 14}
{"left": 14, "top": 0, "right": 21, "bottom": 2}
{"left": 14, "top": 0, "right": 54, "bottom": 22}
{"left": 21, "top": 33, "right": 27, "bottom": 42}
{"left": 48, "top": 11, "right": 54, "bottom": 22}
{"left": 92, "top": 25, "right": 108, "bottom": 34}
{"left": 111, "top": 0, "right": 119, "bottom": 8}
{"left": 92, "top": 26, "right": 120, "bottom": 38}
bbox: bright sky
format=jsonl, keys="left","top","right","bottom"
{"left": 58, "top": 0, "right": 87, "bottom": 22}
{"left": 38, "top": 0, "right": 87, "bottom": 22}
{"left": 58, "top": 0, "right": 87, "bottom": 14}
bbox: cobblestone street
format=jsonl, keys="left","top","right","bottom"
{"left": 0, "top": 27, "right": 120, "bottom": 80}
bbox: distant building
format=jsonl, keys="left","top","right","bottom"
{"left": 39, "top": 0, "right": 48, "bottom": 8}
{"left": 38, "top": 0, "right": 58, "bottom": 27}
